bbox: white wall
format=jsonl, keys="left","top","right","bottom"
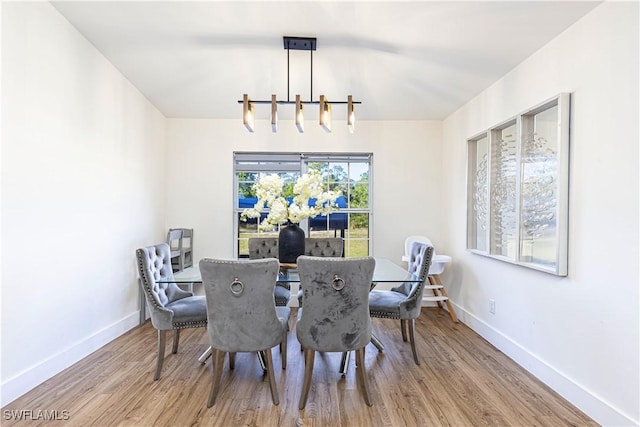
{"left": 441, "top": 3, "right": 639, "bottom": 426}
{"left": 165, "top": 119, "right": 443, "bottom": 265}
{"left": 1, "top": 2, "right": 167, "bottom": 405}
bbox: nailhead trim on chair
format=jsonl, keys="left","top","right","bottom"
{"left": 173, "top": 320, "right": 208, "bottom": 329}
{"left": 137, "top": 249, "right": 165, "bottom": 311}
{"left": 369, "top": 311, "right": 401, "bottom": 319}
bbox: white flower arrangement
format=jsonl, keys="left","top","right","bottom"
{"left": 241, "top": 172, "right": 341, "bottom": 230}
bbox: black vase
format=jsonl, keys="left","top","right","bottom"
{"left": 278, "top": 223, "right": 305, "bottom": 263}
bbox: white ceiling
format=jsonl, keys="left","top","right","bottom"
{"left": 51, "top": 1, "right": 600, "bottom": 120}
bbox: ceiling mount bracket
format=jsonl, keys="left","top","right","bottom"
{"left": 283, "top": 36, "right": 316, "bottom": 101}
{"left": 283, "top": 36, "right": 317, "bottom": 51}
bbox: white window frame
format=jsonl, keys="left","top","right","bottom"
{"left": 233, "top": 152, "right": 373, "bottom": 259}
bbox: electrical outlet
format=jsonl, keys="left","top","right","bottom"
{"left": 489, "top": 299, "right": 496, "bottom": 314}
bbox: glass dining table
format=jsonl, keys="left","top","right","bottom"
{"left": 148, "top": 257, "right": 421, "bottom": 370}
{"left": 156, "top": 257, "right": 419, "bottom": 287}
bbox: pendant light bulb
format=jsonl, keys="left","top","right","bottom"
{"left": 243, "top": 94, "right": 254, "bottom": 133}
{"left": 319, "top": 95, "right": 332, "bottom": 133}
{"left": 347, "top": 95, "right": 355, "bottom": 134}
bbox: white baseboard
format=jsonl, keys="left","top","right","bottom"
{"left": 1, "top": 312, "right": 140, "bottom": 407}
{"left": 451, "top": 302, "right": 637, "bottom": 427}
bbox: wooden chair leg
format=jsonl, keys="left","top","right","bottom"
{"left": 400, "top": 319, "right": 408, "bottom": 342}
{"left": 280, "top": 331, "right": 287, "bottom": 370}
{"left": 299, "top": 349, "right": 315, "bottom": 410}
{"left": 207, "top": 349, "right": 226, "bottom": 407}
{"left": 228, "top": 352, "right": 236, "bottom": 370}
{"left": 355, "top": 347, "right": 373, "bottom": 406}
{"left": 154, "top": 330, "right": 167, "bottom": 381}
{"left": 283, "top": 310, "right": 291, "bottom": 331}
{"left": 407, "top": 319, "right": 420, "bottom": 365}
{"left": 264, "top": 348, "right": 280, "bottom": 405}
{"left": 172, "top": 329, "right": 180, "bottom": 354}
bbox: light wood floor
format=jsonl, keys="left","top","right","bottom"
{"left": 2, "top": 308, "right": 597, "bottom": 426}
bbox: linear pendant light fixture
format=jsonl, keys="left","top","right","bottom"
{"left": 239, "top": 36, "right": 361, "bottom": 133}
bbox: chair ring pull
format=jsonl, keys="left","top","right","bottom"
{"left": 230, "top": 277, "right": 244, "bottom": 296}
{"left": 332, "top": 275, "right": 345, "bottom": 291}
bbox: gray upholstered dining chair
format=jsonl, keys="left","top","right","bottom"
{"left": 296, "top": 256, "right": 376, "bottom": 409}
{"left": 166, "top": 229, "right": 185, "bottom": 272}
{"left": 136, "top": 243, "right": 208, "bottom": 380}
{"left": 169, "top": 227, "right": 194, "bottom": 268}
{"left": 248, "top": 237, "right": 291, "bottom": 307}
{"left": 368, "top": 242, "right": 434, "bottom": 365}
{"left": 199, "top": 258, "right": 288, "bottom": 407}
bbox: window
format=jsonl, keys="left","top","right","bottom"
{"left": 467, "top": 94, "right": 569, "bottom": 276}
{"left": 234, "top": 152, "right": 372, "bottom": 258}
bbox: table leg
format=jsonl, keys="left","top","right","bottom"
{"left": 340, "top": 333, "right": 383, "bottom": 377}
{"left": 288, "top": 283, "right": 300, "bottom": 308}
{"left": 198, "top": 346, "right": 212, "bottom": 364}
{"left": 198, "top": 346, "right": 268, "bottom": 373}
{"left": 257, "top": 351, "right": 267, "bottom": 372}
{"left": 177, "top": 282, "right": 194, "bottom": 294}
{"left": 371, "top": 333, "right": 385, "bottom": 352}
{"left": 339, "top": 351, "right": 350, "bottom": 376}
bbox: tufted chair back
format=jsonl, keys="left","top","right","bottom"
{"left": 296, "top": 256, "right": 376, "bottom": 408}
{"left": 304, "top": 238, "right": 344, "bottom": 257}
{"left": 137, "top": 243, "right": 195, "bottom": 330}
{"left": 248, "top": 237, "right": 279, "bottom": 259}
